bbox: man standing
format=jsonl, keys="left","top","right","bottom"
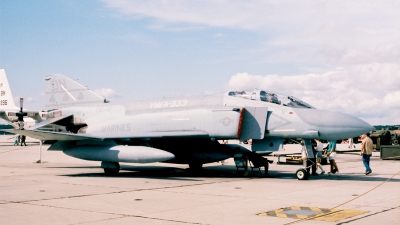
{"left": 348, "top": 137, "right": 356, "bottom": 149}
{"left": 315, "top": 139, "right": 325, "bottom": 174}
{"left": 360, "top": 133, "right": 373, "bottom": 175}
{"left": 20, "top": 135, "right": 27, "bottom": 146}
{"left": 325, "top": 141, "right": 339, "bottom": 174}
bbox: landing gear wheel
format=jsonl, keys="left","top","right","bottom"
{"left": 102, "top": 162, "right": 120, "bottom": 176}
{"left": 264, "top": 162, "right": 270, "bottom": 177}
{"left": 296, "top": 168, "right": 309, "bottom": 180}
{"left": 189, "top": 163, "right": 203, "bottom": 171}
{"left": 104, "top": 168, "right": 120, "bottom": 176}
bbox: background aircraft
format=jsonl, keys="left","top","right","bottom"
{"left": 0, "top": 69, "right": 45, "bottom": 129}
{"left": 7, "top": 74, "right": 374, "bottom": 177}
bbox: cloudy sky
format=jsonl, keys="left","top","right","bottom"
{"left": 0, "top": 0, "right": 399, "bottom": 125}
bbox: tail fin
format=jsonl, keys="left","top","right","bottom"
{"left": 45, "top": 74, "right": 105, "bottom": 109}
{"left": 0, "top": 69, "right": 18, "bottom": 110}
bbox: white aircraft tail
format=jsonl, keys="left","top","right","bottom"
{"left": 45, "top": 74, "right": 105, "bottom": 109}
{"left": 0, "top": 69, "right": 18, "bottom": 110}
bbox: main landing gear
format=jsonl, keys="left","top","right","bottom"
{"left": 188, "top": 163, "right": 203, "bottom": 171}
{"left": 102, "top": 161, "right": 120, "bottom": 176}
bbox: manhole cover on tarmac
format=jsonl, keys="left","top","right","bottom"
{"left": 257, "top": 206, "right": 368, "bottom": 222}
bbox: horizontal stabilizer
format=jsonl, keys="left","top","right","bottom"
{"left": 7, "top": 110, "right": 44, "bottom": 122}
{"left": 0, "top": 111, "right": 12, "bottom": 122}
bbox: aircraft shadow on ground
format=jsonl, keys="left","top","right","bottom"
{"left": 303, "top": 173, "right": 400, "bottom": 182}
{"left": 60, "top": 165, "right": 269, "bottom": 181}
{"left": 48, "top": 166, "right": 101, "bottom": 169}
{"left": 56, "top": 164, "right": 400, "bottom": 182}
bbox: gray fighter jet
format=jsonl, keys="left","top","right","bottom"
{"left": 7, "top": 74, "right": 373, "bottom": 178}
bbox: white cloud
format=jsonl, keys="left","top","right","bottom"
{"left": 383, "top": 91, "right": 400, "bottom": 108}
{"left": 226, "top": 63, "right": 400, "bottom": 125}
{"left": 102, "top": 1, "right": 399, "bottom": 31}
{"left": 101, "top": 1, "right": 400, "bottom": 68}
{"left": 93, "top": 88, "right": 120, "bottom": 98}
{"left": 101, "top": 0, "right": 400, "bottom": 125}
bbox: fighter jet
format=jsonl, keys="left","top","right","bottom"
{"left": 7, "top": 74, "right": 374, "bottom": 178}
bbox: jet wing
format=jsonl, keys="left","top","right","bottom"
{"left": 4, "top": 129, "right": 103, "bottom": 141}
{"left": 4, "top": 128, "right": 209, "bottom": 141}
{"left": 26, "top": 110, "right": 45, "bottom": 122}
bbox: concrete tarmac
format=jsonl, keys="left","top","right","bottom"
{"left": 1, "top": 136, "right": 399, "bottom": 225}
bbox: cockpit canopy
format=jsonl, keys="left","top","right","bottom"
{"left": 227, "top": 89, "right": 315, "bottom": 109}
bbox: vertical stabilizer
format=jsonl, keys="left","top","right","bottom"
{"left": 0, "top": 69, "right": 18, "bottom": 110}
{"left": 45, "top": 74, "right": 105, "bottom": 109}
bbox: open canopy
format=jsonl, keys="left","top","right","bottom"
{"left": 227, "top": 89, "right": 315, "bottom": 109}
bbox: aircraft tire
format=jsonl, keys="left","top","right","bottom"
{"left": 296, "top": 168, "right": 309, "bottom": 180}
{"left": 104, "top": 168, "right": 119, "bottom": 176}
{"left": 102, "top": 162, "right": 120, "bottom": 176}
{"left": 189, "top": 163, "right": 203, "bottom": 171}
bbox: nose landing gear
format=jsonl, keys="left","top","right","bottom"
{"left": 296, "top": 168, "right": 310, "bottom": 180}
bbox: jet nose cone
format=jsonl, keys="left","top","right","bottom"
{"left": 337, "top": 113, "right": 374, "bottom": 135}
{"left": 296, "top": 109, "right": 374, "bottom": 140}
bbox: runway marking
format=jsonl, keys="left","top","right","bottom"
{"left": 0, "top": 146, "right": 33, "bottom": 154}
{"left": 257, "top": 206, "right": 368, "bottom": 222}
{"left": 1, "top": 178, "right": 251, "bottom": 205}
{"left": 280, "top": 169, "right": 400, "bottom": 224}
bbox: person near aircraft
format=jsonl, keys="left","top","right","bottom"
{"left": 247, "top": 151, "right": 271, "bottom": 177}
{"left": 326, "top": 141, "right": 339, "bottom": 174}
{"left": 20, "top": 135, "right": 27, "bottom": 146}
{"left": 306, "top": 149, "right": 318, "bottom": 176}
{"left": 14, "top": 136, "right": 19, "bottom": 146}
{"left": 260, "top": 91, "right": 281, "bottom": 104}
{"left": 314, "top": 139, "right": 325, "bottom": 174}
{"left": 348, "top": 137, "right": 356, "bottom": 149}
{"left": 360, "top": 133, "right": 373, "bottom": 175}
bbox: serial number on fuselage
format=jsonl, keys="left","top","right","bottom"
{"left": 150, "top": 100, "right": 188, "bottom": 109}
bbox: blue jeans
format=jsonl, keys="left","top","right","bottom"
{"left": 362, "top": 154, "right": 372, "bottom": 172}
